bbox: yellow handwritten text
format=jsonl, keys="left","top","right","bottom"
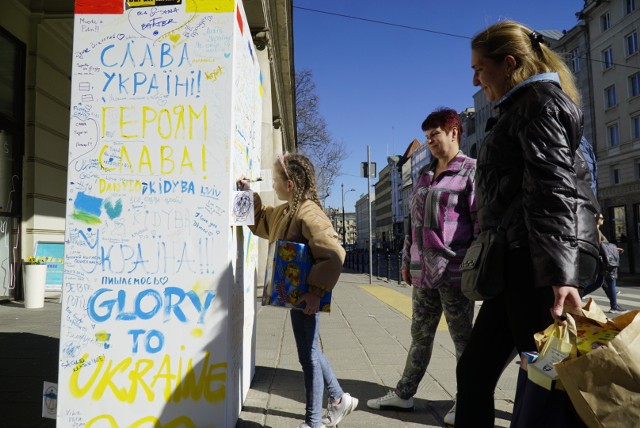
{"left": 99, "top": 179, "right": 143, "bottom": 193}
{"left": 98, "top": 143, "right": 206, "bottom": 175}
{"left": 86, "top": 414, "right": 196, "bottom": 428}
{"left": 101, "top": 104, "right": 207, "bottom": 140}
{"left": 70, "top": 352, "right": 226, "bottom": 403}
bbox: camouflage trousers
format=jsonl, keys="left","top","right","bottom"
{"left": 396, "top": 286, "right": 474, "bottom": 400}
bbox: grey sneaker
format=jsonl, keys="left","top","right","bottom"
{"left": 609, "top": 305, "right": 628, "bottom": 314}
{"left": 366, "top": 390, "right": 414, "bottom": 411}
{"left": 444, "top": 402, "right": 456, "bottom": 426}
{"left": 297, "top": 423, "right": 325, "bottom": 428}
{"left": 323, "top": 392, "right": 358, "bottom": 427}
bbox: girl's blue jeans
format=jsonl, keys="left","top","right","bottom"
{"left": 290, "top": 309, "right": 343, "bottom": 428}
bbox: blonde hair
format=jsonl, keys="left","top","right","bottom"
{"left": 472, "top": 20, "right": 580, "bottom": 105}
{"left": 275, "top": 153, "right": 323, "bottom": 217}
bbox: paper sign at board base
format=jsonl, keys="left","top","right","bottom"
{"left": 42, "top": 382, "right": 57, "bottom": 419}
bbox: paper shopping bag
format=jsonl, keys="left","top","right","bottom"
{"left": 528, "top": 316, "right": 577, "bottom": 390}
{"left": 562, "top": 298, "right": 622, "bottom": 356}
{"left": 556, "top": 306, "right": 640, "bottom": 427}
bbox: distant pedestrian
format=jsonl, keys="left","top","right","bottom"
{"left": 237, "top": 153, "right": 358, "bottom": 428}
{"left": 579, "top": 136, "right": 597, "bottom": 196}
{"left": 366, "top": 108, "right": 477, "bottom": 427}
{"left": 455, "top": 21, "right": 599, "bottom": 427}
{"left": 596, "top": 214, "right": 627, "bottom": 313}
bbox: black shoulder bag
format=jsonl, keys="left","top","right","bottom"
{"left": 460, "top": 197, "right": 521, "bottom": 301}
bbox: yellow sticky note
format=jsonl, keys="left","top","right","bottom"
{"left": 186, "top": 0, "right": 235, "bottom": 13}
{"left": 127, "top": 0, "right": 155, "bottom": 7}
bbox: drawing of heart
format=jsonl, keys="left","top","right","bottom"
{"left": 127, "top": 7, "right": 187, "bottom": 40}
{"left": 104, "top": 199, "right": 123, "bottom": 219}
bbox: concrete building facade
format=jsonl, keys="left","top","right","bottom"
{"left": 374, "top": 163, "right": 393, "bottom": 250}
{"left": 355, "top": 192, "right": 375, "bottom": 250}
{"left": 578, "top": 0, "right": 640, "bottom": 273}
{"left": 459, "top": 107, "right": 479, "bottom": 158}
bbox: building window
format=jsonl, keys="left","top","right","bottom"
{"left": 608, "top": 123, "right": 620, "bottom": 146}
{"left": 611, "top": 206, "right": 627, "bottom": 242}
{"left": 601, "top": 12, "right": 611, "bottom": 31}
{"left": 605, "top": 85, "right": 617, "bottom": 108}
{"left": 570, "top": 48, "right": 580, "bottom": 72}
{"left": 627, "top": 0, "right": 636, "bottom": 14}
{"left": 630, "top": 72, "right": 640, "bottom": 97}
{"left": 632, "top": 115, "right": 640, "bottom": 139}
{"left": 611, "top": 166, "right": 620, "bottom": 184}
{"left": 602, "top": 47, "right": 614, "bottom": 70}
{"left": 626, "top": 32, "right": 639, "bottom": 56}
{"left": 636, "top": 160, "right": 640, "bottom": 179}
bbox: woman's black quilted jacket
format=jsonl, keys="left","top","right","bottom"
{"left": 476, "top": 79, "right": 600, "bottom": 289}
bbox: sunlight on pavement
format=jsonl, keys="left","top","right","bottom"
{"left": 359, "top": 285, "right": 448, "bottom": 330}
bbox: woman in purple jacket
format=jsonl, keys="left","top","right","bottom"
{"left": 366, "top": 108, "right": 477, "bottom": 426}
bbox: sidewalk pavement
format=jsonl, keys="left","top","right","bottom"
{"left": 1, "top": 271, "right": 638, "bottom": 428}
{"left": 237, "top": 271, "right": 519, "bottom": 428}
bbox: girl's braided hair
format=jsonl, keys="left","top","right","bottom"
{"left": 276, "top": 153, "right": 323, "bottom": 217}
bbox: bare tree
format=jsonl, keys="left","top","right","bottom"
{"left": 295, "top": 68, "right": 347, "bottom": 202}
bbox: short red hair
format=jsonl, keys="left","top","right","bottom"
{"left": 421, "top": 107, "right": 462, "bottom": 143}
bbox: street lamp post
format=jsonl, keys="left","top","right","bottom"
{"left": 341, "top": 183, "right": 355, "bottom": 246}
{"left": 365, "top": 145, "right": 376, "bottom": 284}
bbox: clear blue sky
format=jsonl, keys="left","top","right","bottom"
{"left": 293, "top": 0, "right": 584, "bottom": 211}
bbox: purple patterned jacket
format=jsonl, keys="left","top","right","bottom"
{"left": 402, "top": 154, "right": 479, "bottom": 289}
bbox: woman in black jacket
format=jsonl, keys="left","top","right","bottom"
{"left": 455, "top": 21, "right": 599, "bottom": 427}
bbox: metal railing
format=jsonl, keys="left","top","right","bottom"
{"left": 344, "top": 250, "right": 404, "bottom": 284}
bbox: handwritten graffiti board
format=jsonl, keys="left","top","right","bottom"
{"left": 59, "top": 0, "right": 262, "bottom": 426}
